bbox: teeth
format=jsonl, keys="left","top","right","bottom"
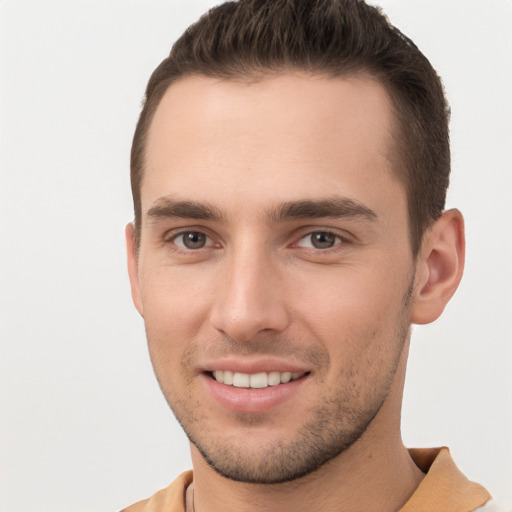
{"left": 268, "top": 371, "right": 281, "bottom": 386}
{"left": 250, "top": 372, "right": 268, "bottom": 388}
{"left": 233, "top": 372, "right": 250, "bottom": 388}
{"left": 212, "top": 370, "right": 304, "bottom": 388}
{"left": 280, "top": 372, "right": 291, "bottom": 384}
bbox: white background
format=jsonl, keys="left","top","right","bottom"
{"left": 1, "top": 1, "right": 511, "bottom": 511}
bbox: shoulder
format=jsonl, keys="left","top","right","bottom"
{"left": 474, "top": 501, "right": 511, "bottom": 512}
{"left": 120, "top": 498, "right": 148, "bottom": 512}
{"left": 120, "top": 471, "right": 193, "bottom": 512}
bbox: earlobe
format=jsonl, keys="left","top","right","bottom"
{"left": 125, "top": 223, "right": 144, "bottom": 317}
{"left": 411, "top": 209, "right": 465, "bottom": 325}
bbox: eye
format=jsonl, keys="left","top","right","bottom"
{"left": 172, "top": 231, "right": 213, "bottom": 250}
{"left": 296, "top": 231, "right": 343, "bottom": 249}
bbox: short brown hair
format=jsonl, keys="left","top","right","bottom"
{"left": 131, "top": 0, "right": 450, "bottom": 255}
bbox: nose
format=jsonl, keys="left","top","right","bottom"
{"left": 209, "top": 245, "right": 290, "bottom": 342}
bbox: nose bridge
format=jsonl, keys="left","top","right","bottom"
{"left": 210, "top": 237, "right": 289, "bottom": 341}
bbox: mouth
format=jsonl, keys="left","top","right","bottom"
{"left": 209, "top": 370, "right": 308, "bottom": 389}
{"left": 203, "top": 365, "right": 311, "bottom": 412}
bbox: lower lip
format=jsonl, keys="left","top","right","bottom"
{"left": 203, "top": 373, "right": 308, "bottom": 413}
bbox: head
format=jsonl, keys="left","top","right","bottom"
{"left": 131, "top": 0, "right": 451, "bottom": 256}
{"left": 126, "top": 0, "right": 464, "bottom": 486}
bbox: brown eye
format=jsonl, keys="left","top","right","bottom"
{"left": 175, "top": 231, "right": 208, "bottom": 249}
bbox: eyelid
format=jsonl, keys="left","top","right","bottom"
{"left": 163, "top": 227, "right": 220, "bottom": 250}
{"left": 161, "top": 225, "right": 353, "bottom": 251}
{"left": 293, "top": 228, "right": 353, "bottom": 249}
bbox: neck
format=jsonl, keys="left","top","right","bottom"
{"left": 190, "top": 433, "right": 423, "bottom": 512}
{"left": 190, "top": 343, "right": 424, "bottom": 512}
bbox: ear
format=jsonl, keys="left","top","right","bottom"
{"left": 125, "top": 223, "right": 144, "bottom": 317}
{"left": 411, "top": 209, "right": 465, "bottom": 325}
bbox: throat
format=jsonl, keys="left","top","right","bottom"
{"left": 188, "top": 440, "right": 426, "bottom": 512}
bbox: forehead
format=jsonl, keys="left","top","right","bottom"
{"left": 143, "top": 73, "right": 404, "bottom": 220}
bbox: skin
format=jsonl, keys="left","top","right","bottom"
{"left": 126, "top": 73, "right": 465, "bottom": 512}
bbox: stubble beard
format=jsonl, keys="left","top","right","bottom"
{"left": 188, "top": 384, "right": 393, "bottom": 484}
{"left": 154, "top": 284, "right": 413, "bottom": 485}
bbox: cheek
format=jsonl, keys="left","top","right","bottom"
{"left": 291, "top": 263, "right": 410, "bottom": 358}
{"left": 296, "top": 265, "right": 403, "bottom": 322}
{"left": 139, "top": 268, "right": 214, "bottom": 371}
{"left": 141, "top": 266, "right": 212, "bottom": 327}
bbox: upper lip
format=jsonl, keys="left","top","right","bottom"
{"left": 201, "top": 356, "right": 310, "bottom": 375}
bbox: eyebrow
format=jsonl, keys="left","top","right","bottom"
{"left": 146, "top": 199, "right": 225, "bottom": 222}
{"left": 267, "top": 196, "right": 377, "bottom": 222}
{"left": 145, "top": 196, "right": 377, "bottom": 224}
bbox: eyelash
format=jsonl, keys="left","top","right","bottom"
{"left": 294, "top": 230, "right": 349, "bottom": 251}
{"left": 163, "top": 227, "right": 351, "bottom": 254}
{"left": 165, "top": 230, "right": 217, "bottom": 251}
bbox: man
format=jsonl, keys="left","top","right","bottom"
{"left": 122, "top": 1, "right": 492, "bottom": 510}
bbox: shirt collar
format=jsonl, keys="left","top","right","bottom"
{"left": 401, "top": 447, "right": 490, "bottom": 512}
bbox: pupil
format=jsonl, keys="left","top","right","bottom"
{"left": 312, "top": 232, "right": 335, "bottom": 249}
{"left": 184, "top": 232, "right": 206, "bottom": 249}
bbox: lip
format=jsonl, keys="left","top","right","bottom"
{"left": 200, "top": 356, "right": 311, "bottom": 413}
{"left": 202, "top": 371, "right": 310, "bottom": 413}
{"left": 201, "top": 356, "right": 309, "bottom": 375}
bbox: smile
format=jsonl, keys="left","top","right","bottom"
{"left": 211, "top": 370, "right": 305, "bottom": 389}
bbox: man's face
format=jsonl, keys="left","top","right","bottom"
{"left": 128, "top": 73, "right": 417, "bottom": 483}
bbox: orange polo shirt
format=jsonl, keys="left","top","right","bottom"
{"left": 121, "top": 447, "right": 491, "bottom": 512}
